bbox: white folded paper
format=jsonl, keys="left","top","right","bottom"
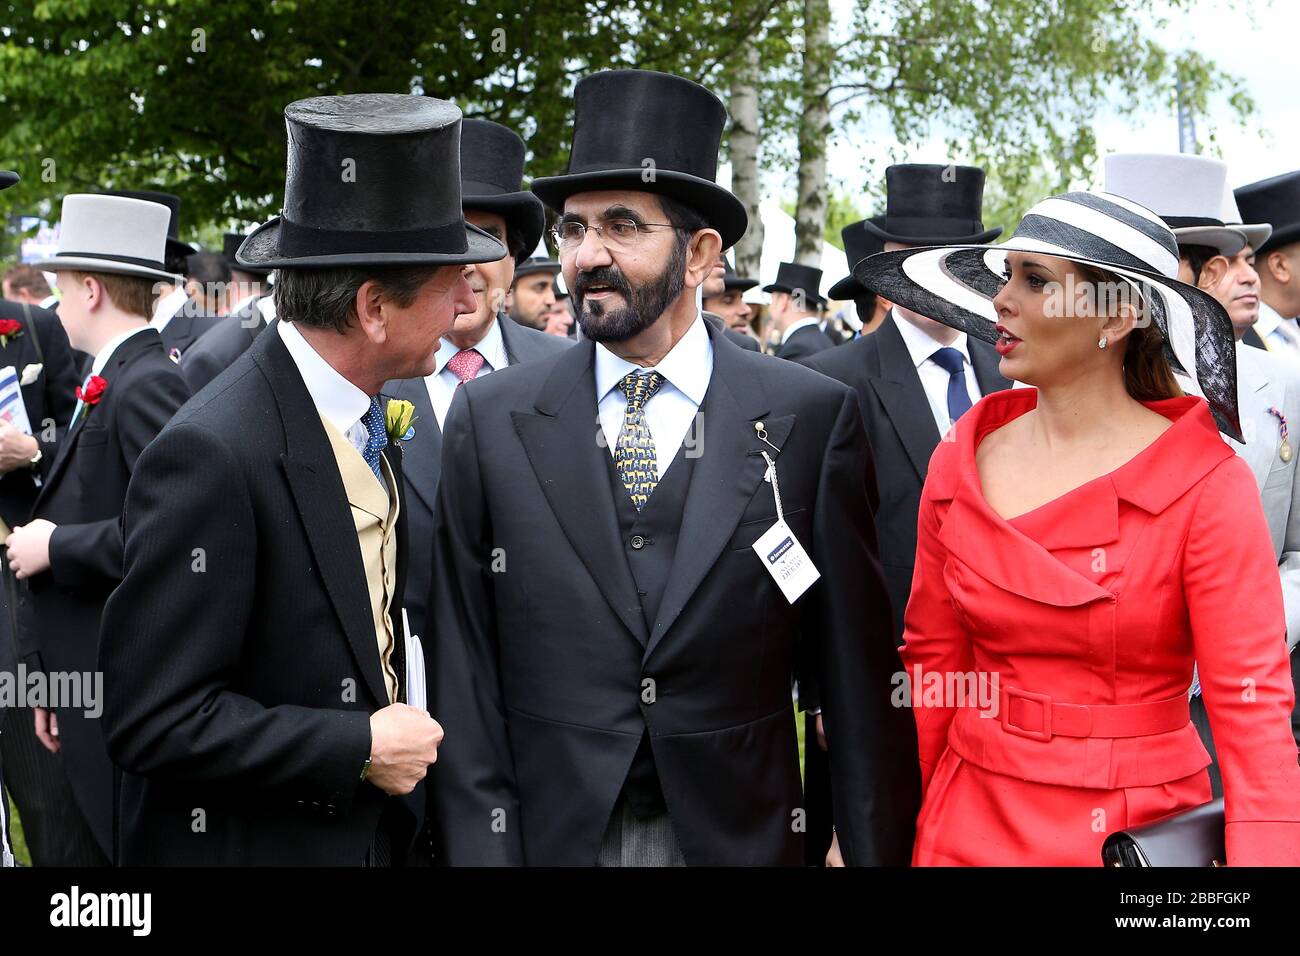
{"left": 402, "top": 607, "right": 427, "bottom": 712}
{"left": 0, "top": 365, "right": 34, "bottom": 435}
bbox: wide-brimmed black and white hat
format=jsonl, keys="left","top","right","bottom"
{"left": 852, "top": 190, "right": 1242, "bottom": 440}
{"left": 33, "top": 193, "right": 177, "bottom": 284}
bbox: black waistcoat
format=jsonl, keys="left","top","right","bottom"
{"left": 603, "top": 431, "right": 698, "bottom": 818}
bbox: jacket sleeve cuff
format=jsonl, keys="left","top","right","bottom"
{"left": 1226, "top": 821, "right": 1300, "bottom": 866}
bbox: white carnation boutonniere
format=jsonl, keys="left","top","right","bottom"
{"left": 385, "top": 398, "right": 417, "bottom": 444}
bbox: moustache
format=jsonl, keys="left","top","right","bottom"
{"left": 574, "top": 268, "right": 632, "bottom": 300}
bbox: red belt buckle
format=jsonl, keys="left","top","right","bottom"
{"left": 1001, "top": 686, "right": 1053, "bottom": 742}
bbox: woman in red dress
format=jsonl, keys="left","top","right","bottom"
{"left": 847, "top": 191, "right": 1300, "bottom": 866}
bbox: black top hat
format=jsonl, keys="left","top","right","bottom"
{"left": 0, "top": 171, "right": 17, "bottom": 190}
{"left": 513, "top": 256, "right": 561, "bottom": 280}
{"left": 829, "top": 216, "right": 886, "bottom": 300}
{"left": 223, "top": 232, "right": 271, "bottom": 277}
{"left": 237, "top": 94, "right": 505, "bottom": 270}
{"left": 531, "top": 70, "right": 747, "bottom": 248}
{"left": 763, "top": 261, "right": 826, "bottom": 308}
{"left": 862, "top": 164, "right": 1002, "bottom": 246}
{"left": 104, "top": 188, "right": 197, "bottom": 261}
{"left": 1236, "top": 171, "right": 1300, "bottom": 257}
{"left": 460, "top": 119, "right": 546, "bottom": 258}
{"left": 721, "top": 256, "right": 758, "bottom": 293}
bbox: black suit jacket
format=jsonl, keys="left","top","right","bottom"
{"left": 179, "top": 297, "right": 268, "bottom": 393}
{"left": 802, "top": 315, "right": 1012, "bottom": 642}
{"left": 18, "top": 327, "right": 190, "bottom": 856}
{"left": 429, "top": 321, "right": 919, "bottom": 866}
{"left": 776, "top": 323, "right": 836, "bottom": 361}
{"left": 0, "top": 300, "right": 81, "bottom": 529}
{"left": 99, "top": 326, "right": 417, "bottom": 866}
{"left": 159, "top": 295, "right": 222, "bottom": 357}
{"left": 383, "top": 315, "right": 571, "bottom": 645}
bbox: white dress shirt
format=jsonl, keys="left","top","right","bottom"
{"left": 39, "top": 294, "right": 59, "bottom": 311}
{"left": 596, "top": 313, "right": 713, "bottom": 480}
{"left": 1255, "top": 301, "right": 1300, "bottom": 358}
{"left": 150, "top": 286, "right": 190, "bottom": 332}
{"left": 425, "top": 316, "right": 509, "bottom": 429}
{"left": 892, "top": 308, "right": 982, "bottom": 432}
{"left": 277, "top": 319, "right": 374, "bottom": 460}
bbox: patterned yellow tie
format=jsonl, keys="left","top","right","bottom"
{"left": 615, "top": 370, "right": 665, "bottom": 511}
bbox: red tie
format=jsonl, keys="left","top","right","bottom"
{"left": 447, "top": 348, "right": 485, "bottom": 386}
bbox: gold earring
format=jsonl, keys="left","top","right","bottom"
{"left": 1098, "top": 336, "right": 1108, "bottom": 349}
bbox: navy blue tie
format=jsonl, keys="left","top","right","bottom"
{"left": 361, "top": 396, "right": 388, "bottom": 481}
{"left": 930, "top": 347, "right": 973, "bottom": 423}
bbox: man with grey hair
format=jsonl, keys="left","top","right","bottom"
{"left": 98, "top": 93, "right": 505, "bottom": 865}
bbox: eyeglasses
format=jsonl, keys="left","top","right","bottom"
{"left": 551, "top": 218, "right": 682, "bottom": 252}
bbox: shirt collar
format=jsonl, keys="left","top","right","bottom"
{"left": 892, "top": 307, "right": 970, "bottom": 369}
{"left": 595, "top": 312, "right": 713, "bottom": 406}
{"left": 434, "top": 313, "right": 507, "bottom": 376}
{"left": 277, "top": 319, "right": 372, "bottom": 436}
{"left": 781, "top": 316, "right": 821, "bottom": 343}
{"left": 151, "top": 286, "right": 191, "bottom": 331}
{"left": 1255, "top": 300, "right": 1285, "bottom": 336}
{"left": 91, "top": 324, "right": 153, "bottom": 378}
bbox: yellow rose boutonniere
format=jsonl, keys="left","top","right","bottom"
{"left": 385, "top": 398, "right": 417, "bottom": 443}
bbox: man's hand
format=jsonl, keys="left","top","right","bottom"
{"left": 0, "top": 419, "right": 38, "bottom": 473}
{"left": 34, "top": 706, "right": 60, "bottom": 754}
{"left": 6, "top": 519, "right": 56, "bottom": 579}
{"left": 816, "top": 713, "right": 828, "bottom": 752}
{"left": 826, "top": 831, "right": 844, "bottom": 867}
{"left": 366, "top": 703, "right": 444, "bottom": 795}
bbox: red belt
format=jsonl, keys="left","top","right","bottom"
{"left": 998, "top": 685, "right": 1189, "bottom": 742}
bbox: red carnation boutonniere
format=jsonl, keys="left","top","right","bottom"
{"left": 75, "top": 375, "right": 108, "bottom": 410}
{"left": 0, "top": 318, "right": 23, "bottom": 347}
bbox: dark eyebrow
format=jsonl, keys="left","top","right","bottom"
{"left": 602, "top": 204, "right": 646, "bottom": 224}
{"left": 478, "top": 224, "right": 504, "bottom": 239}
{"left": 1020, "top": 258, "right": 1057, "bottom": 277}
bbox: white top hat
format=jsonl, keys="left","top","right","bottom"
{"left": 1103, "top": 152, "right": 1246, "bottom": 257}
{"left": 33, "top": 194, "right": 177, "bottom": 283}
{"left": 1219, "top": 181, "right": 1272, "bottom": 252}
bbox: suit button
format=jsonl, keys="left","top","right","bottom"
{"left": 630, "top": 535, "right": 645, "bottom": 550}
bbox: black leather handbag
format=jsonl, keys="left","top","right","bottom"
{"left": 1101, "top": 798, "right": 1225, "bottom": 866}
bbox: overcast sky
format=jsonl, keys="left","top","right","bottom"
{"left": 796, "top": 0, "right": 1293, "bottom": 203}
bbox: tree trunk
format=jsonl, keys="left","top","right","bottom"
{"left": 794, "top": 0, "right": 831, "bottom": 266}
{"left": 729, "top": 41, "right": 763, "bottom": 279}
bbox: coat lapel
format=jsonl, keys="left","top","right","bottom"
{"left": 36, "top": 328, "right": 162, "bottom": 510}
{"left": 511, "top": 341, "right": 649, "bottom": 646}
{"left": 256, "top": 331, "right": 391, "bottom": 707}
{"left": 646, "top": 327, "right": 794, "bottom": 660}
{"left": 870, "top": 317, "right": 942, "bottom": 480}
{"left": 387, "top": 376, "right": 441, "bottom": 512}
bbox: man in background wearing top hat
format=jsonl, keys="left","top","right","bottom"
{"left": 829, "top": 216, "right": 891, "bottom": 338}
{"left": 429, "top": 68, "right": 917, "bottom": 867}
{"left": 0, "top": 172, "right": 89, "bottom": 867}
{"left": 803, "top": 164, "right": 1010, "bottom": 646}
{"left": 701, "top": 254, "right": 760, "bottom": 349}
{"left": 103, "top": 189, "right": 220, "bottom": 359}
{"left": 1106, "top": 151, "right": 1300, "bottom": 787}
{"left": 702, "top": 255, "right": 758, "bottom": 337}
{"left": 5, "top": 192, "right": 192, "bottom": 864}
{"left": 766, "top": 261, "right": 833, "bottom": 360}
{"left": 180, "top": 230, "right": 276, "bottom": 393}
{"left": 385, "top": 117, "right": 571, "bottom": 650}
{"left": 510, "top": 255, "right": 562, "bottom": 331}
{"left": 98, "top": 93, "right": 503, "bottom": 865}
{"left": 1238, "top": 171, "right": 1300, "bottom": 359}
